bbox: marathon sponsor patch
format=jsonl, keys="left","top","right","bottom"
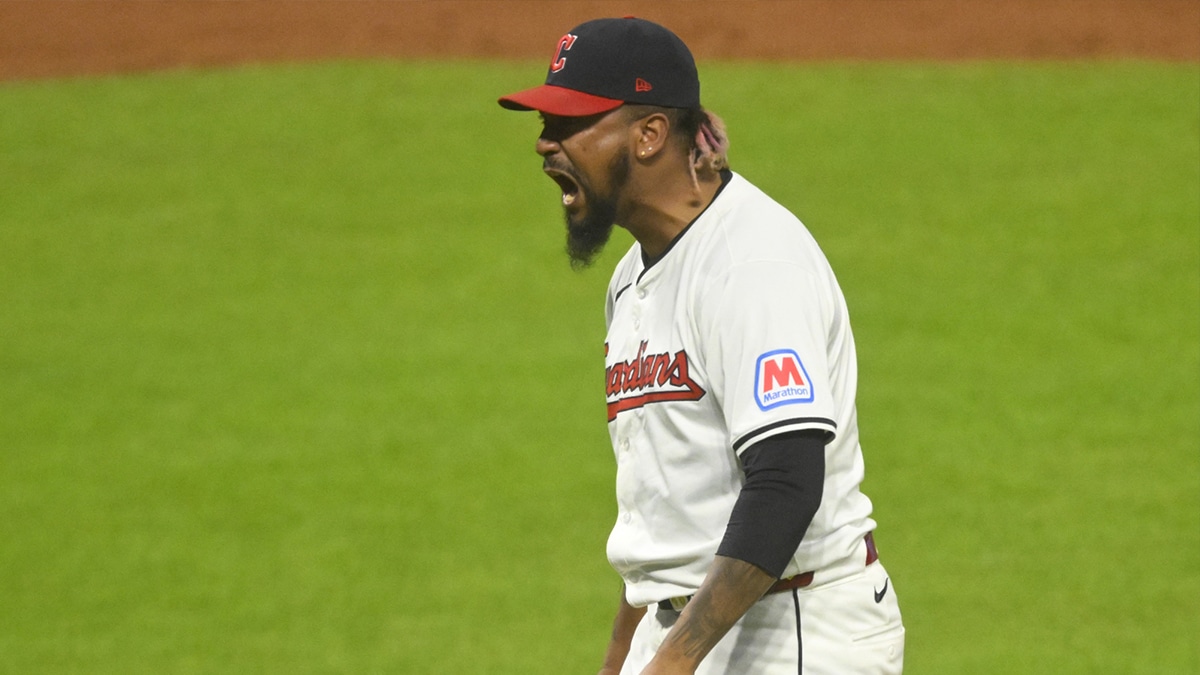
{"left": 754, "top": 349, "right": 814, "bottom": 410}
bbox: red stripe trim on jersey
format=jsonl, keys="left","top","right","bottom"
{"left": 606, "top": 388, "right": 706, "bottom": 422}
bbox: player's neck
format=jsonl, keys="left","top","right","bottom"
{"left": 619, "top": 167, "right": 723, "bottom": 260}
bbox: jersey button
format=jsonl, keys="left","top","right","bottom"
{"left": 636, "top": 288, "right": 646, "bottom": 299}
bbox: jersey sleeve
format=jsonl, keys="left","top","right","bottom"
{"left": 698, "top": 259, "right": 838, "bottom": 455}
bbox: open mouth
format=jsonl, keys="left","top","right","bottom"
{"left": 544, "top": 167, "right": 581, "bottom": 207}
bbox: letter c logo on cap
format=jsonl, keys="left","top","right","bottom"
{"left": 551, "top": 34, "right": 577, "bottom": 73}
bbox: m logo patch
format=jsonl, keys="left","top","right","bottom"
{"left": 754, "top": 349, "right": 815, "bottom": 410}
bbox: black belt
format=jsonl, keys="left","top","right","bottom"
{"left": 657, "top": 532, "right": 879, "bottom": 613}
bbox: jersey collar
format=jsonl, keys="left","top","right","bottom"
{"left": 639, "top": 168, "right": 734, "bottom": 272}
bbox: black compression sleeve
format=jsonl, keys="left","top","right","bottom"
{"left": 715, "top": 429, "right": 826, "bottom": 578}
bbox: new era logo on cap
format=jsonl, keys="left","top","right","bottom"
{"left": 498, "top": 17, "right": 700, "bottom": 117}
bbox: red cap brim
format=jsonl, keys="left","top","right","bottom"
{"left": 498, "top": 84, "right": 624, "bottom": 117}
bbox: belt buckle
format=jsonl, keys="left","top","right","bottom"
{"left": 668, "top": 595, "right": 690, "bottom": 612}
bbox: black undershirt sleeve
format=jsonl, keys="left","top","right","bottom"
{"left": 715, "top": 429, "right": 826, "bottom": 579}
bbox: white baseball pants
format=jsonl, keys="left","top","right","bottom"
{"left": 619, "top": 558, "right": 904, "bottom": 674}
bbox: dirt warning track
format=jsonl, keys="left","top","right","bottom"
{"left": 1, "top": 0, "right": 1197, "bottom": 81}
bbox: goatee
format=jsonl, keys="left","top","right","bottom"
{"left": 565, "top": 148, "right": 631, "bottom": 269}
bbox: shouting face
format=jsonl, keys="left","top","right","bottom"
{"left": 537, "top": 110, "right": 634, "bottom": 268}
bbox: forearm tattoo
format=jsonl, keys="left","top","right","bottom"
{"left": 659, "top": 556, "right": 775, "bottom": 664}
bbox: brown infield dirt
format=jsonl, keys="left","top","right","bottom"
{"left": 1, "top": 0, "right": 1197, "bottom": 82}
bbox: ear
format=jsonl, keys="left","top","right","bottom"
{"left": 632, "top": 112, "right": 670, "bottom": 160}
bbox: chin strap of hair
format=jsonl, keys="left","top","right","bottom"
{"left": 689, "top": 109, "right": 730, "bottom": 191}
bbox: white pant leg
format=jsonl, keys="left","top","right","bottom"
{"left": 796, "top": 561, "right": 905, "bottom": 675}
{"left": 621, "top": 595, "right": 807, "bottom": 675}
{"left": 699, "top": 592, "right": 802, "bottom": 674}
{"left": 620, "top": 608, "right": 669, "bottom": 675}
{"left": 618, "top": 562, "right": 903, "bottom": 674}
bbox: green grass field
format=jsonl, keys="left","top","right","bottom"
{"left": 1, "top": 60, "right": 1197, "bottom": 673}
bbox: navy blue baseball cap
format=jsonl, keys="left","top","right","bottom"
{"left": 498, "top": 17, "right": 700, "bottom": 117}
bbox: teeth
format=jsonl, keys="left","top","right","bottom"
{"left": 562, "top": 193, "right": 576, "bottom": 206}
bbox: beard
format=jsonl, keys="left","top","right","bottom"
{"left": 564, "top": 147, "right": 631, "bottom": 269}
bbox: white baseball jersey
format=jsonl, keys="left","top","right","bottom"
{"left": 604, "top": 171, "right": 877, "bottom": 608}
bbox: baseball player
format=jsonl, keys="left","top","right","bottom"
{"left": 499, "top": 17, "right": 904, "bottom": 674}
